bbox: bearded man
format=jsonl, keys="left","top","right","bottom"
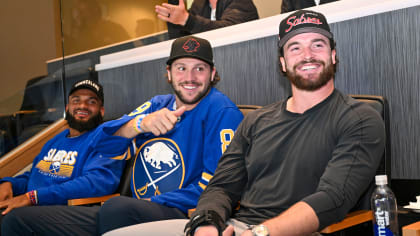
{"left": 98, "top": 10, "right": 386, "bottom": 236}
{"left": 0, "top": 79, "right": 125, "bottom": 235}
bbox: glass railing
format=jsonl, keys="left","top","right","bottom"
{"left": 0, "top": 0, "right": 281, "bottom": 159}
{"left": 0, "top": 0, "right": 171, "bottom": 159}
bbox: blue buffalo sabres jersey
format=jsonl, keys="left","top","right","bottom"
{"left": 0, "top": 129, "right": 125, "bottom": 205}
{"left": 92, "top": 88, "right": 243, "bottom": 213}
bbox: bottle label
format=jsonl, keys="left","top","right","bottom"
{"left": 373, "top": 224, "right": 395, "bottom": 236}
{"left": 374, "top": 209, "right": 395, "bottom": 236}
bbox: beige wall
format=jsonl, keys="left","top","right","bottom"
{"left": 0, "top": 0, "right": 280, "bottom": 113}
{"left": 61, "top": 0, "right": 167, "bottom": 55}
{"left": 0, "top": 0, "right": 60, "bottom": 113}
{"left": 254, "top": 0, "right": 282, "bottom": 18}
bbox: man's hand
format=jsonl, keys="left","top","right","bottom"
{"left": 0, "top": 182, "right": 13, "bottom": 201}
{"left": 140, "top": 106, "right": 186, "bottom": 136}
{"left": 240, "top": 229, "right": 253, "bottom": 236}
{"left": 195, "top": 225, "right": 235, "bottom": 236}
{"left": 0, "top": 194, "right": 31, "bottom": 215}
{"left": 155, "top": 0, "right": 189, "bottom": 26}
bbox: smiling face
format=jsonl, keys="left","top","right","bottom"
{"left": 66, "top": 88, "right": 104, "bottom": 136}
{"left": 280, "top": 32, "right": 336, "bottom": 91}
{"left": 168, "top": 57, "right": 215, "bottom": 110}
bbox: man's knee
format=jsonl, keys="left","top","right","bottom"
{"left": 100, "top": 196, "right": 135, "bottom": 216}
{"left": 2, "top": 210, "right": 31, "bottom": 235}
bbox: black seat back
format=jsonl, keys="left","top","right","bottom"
{"left": 350, "top": 95, "right": 391, "bottom": 210}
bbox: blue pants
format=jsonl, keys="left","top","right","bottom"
{"left": 98, "top": 196, "right": 187, "bottom": 234}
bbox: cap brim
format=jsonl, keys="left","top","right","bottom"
{"left": 69, "top": 85, "right": 104, "bottom": 102}
{"left": 278, "top": 27, "right": 333, "bottom": 48}
{"left": 166, "top": 55, "right": 214, "bottom": 67}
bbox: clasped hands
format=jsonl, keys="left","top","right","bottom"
{"left": 194, "top": 225, "right": 253, "bottom": 236}
{"left": 0, "top": 182, "right": 31, "bottom": 215}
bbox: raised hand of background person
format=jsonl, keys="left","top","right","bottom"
{"left": 155, "top": 0, "right": 189, "bottom": 26}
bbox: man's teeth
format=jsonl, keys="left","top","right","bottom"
{"left": 302, "top": 65, "right": 317, "bottom": 71}
{"left": 183, "top": 85, "right": 197, "bottom": 89}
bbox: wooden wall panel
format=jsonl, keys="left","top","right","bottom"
{"left": 99, "top": 6, "right": 420, "bottom": 179}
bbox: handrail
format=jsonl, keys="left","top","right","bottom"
{"left": 0, "top": 119, "right": 68, "bottom": 178}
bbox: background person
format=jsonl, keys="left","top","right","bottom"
{"left": 281, "top": 0, "right": 340, "bottom": 13}
{"left": 156, "top": 0, "right": 259, "bottom": 39}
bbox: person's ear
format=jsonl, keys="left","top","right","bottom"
{"left": 211, "top": 67, "right": 216, "bottom": 82}
{"left": 280, "top": 57, "right": 286, "bottom": 72}
{"left": 167, "top": 66, "right": 172, "bottom": 82}
{"left": 331, "top": 49, "right": 337, "bottom": 65}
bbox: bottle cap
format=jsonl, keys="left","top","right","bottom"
{"left": 375, "top": 175, "right": 388, "bottom": 185}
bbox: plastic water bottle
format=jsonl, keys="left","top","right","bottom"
{"left": 371, "top": 175, "right": 399, "bottom": 236}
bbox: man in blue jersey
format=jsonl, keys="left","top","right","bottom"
{"left": 1, "top": 36, "right": 243, "bottom": 236}
{"left": 93, "top": 35, "right": 243, "bottom": 235}
{"left": 0, "top": 79, "right": 125, "bottom": 234}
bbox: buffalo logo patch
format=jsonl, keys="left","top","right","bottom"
{"left": 132, "top": 138, "right": 185, "bottom": 198}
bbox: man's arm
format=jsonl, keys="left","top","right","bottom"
{"left": 91, "top": 98, "right": 184, "bottom": 158}
{"left": 114, "top": 107, "right": 186, "bottom": 138}
{"left": 0, "top": 182, "right": 13, "bottom": 201}
{"left": 35, "top": 151, "right": 125, "bottom": 205}
{"left": 249, "top": 202, "right": 319, "bottom": 236}
{"left": 0, "top": 193, "right": 31, "bottom": 215}
{"left": 0, "top": 172, "right": 30, "bottom": 198}
{"left": 195, "top": 202, "right": 318, "bottom": 236}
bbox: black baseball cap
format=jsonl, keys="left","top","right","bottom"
{"left": 69, "top": 79, "right": 104, "bottom": 104}
{"left": 166, "top": 36, "right": 214, "bottom": 67}
{"left": 278, "top": 10, "right": 334, "bottom": 52}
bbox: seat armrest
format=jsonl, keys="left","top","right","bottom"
{"left": 403, "top": 221, "right": 420, "bottom": 236}
{"left": 320, "top": 210, "right": 372, "bottom": 233}
{"left": 188, "top": 208, "right": 196, "bottom": 218}
{"left": 67, "top": 193, "right": 120, "bottom": 206}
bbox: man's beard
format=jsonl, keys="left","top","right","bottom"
{"left": 65, "top": 110, "right": 103, "bottom": 133}
{"left": 170, "top": 75, "right": 211, "bottom": 105}
{"left": 286, "top": 59, "right": 335, "bottom": 91}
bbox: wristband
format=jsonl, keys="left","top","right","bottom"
{"left": 133, "top": 114, "right": 146, "bottom": 133}
{"left": 26, "top": 190, "right": 38, "bottom": 205}
{"left": 184, "top": 210, "right": 225, "bottom": 236}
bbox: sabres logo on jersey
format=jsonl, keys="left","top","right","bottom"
{"left": 35, "top": 149, "right": 76, "bottom": 178}
{"left": 49, "top": 161, "right": 62, "bottom": 174}
{"left": 133, "top": 138, "right": 185, "bottom": 199}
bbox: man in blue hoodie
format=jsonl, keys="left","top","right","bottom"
{"left": 0, "top": 79, "right": 125, "bottom": 235}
